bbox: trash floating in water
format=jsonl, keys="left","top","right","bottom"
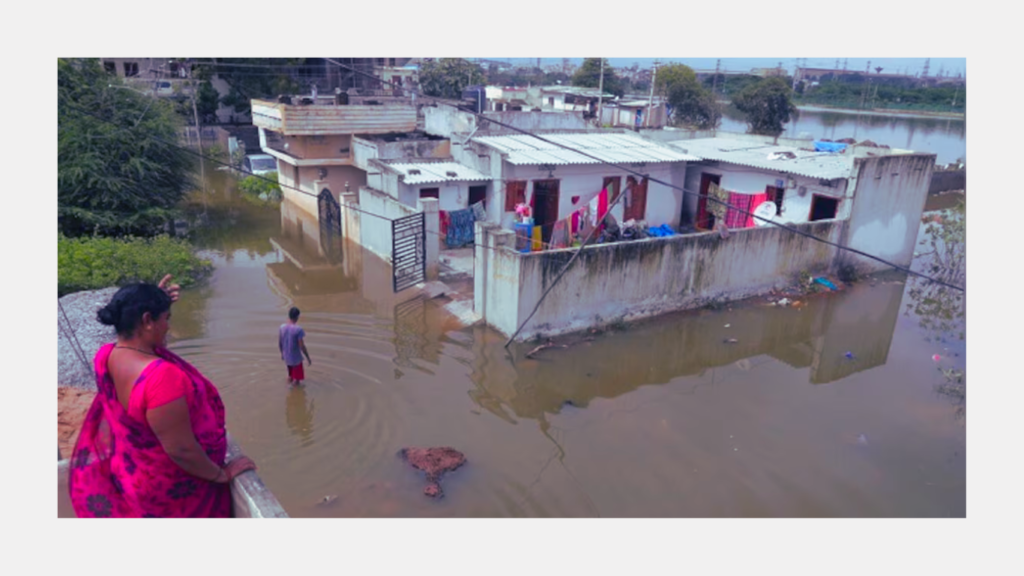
{"left": 932, "top": 354, "right": 942, "bottom": 362}
{"left": 845, "top": 351, "right": 855, "bottom": 359}
{"left": 856, "top": 434, "right": 868, "bottom": 446}
{"left": 723, "top": 338, "right": 739, "bottom": 344}
{"left": 724, "top": 324, "right": 731, "bottom": 328}
{"left": 814, "top": 277, "right": 839, "bottom": 291}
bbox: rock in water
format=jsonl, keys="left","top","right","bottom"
{"left": 398, "top": 447, "right": 466, "bottom": 499}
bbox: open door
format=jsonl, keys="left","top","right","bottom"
{"left": 623, "top": 176, "right": 648, "bottom": 222}
{"left": 696, "top": 173, "right": 721, "bottom": 230}
{"left": 531, "top": 179, "right": 561, "bottom": 244}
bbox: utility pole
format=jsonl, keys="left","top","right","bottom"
{"left": 711, "top": 59, "right": 721, "bottom": 96}
{"left": 597, "top": 58, "right": 605, "bottom": 127}
{"left": 922, "top": 58, "right": 930, "bottom": 78}
{"left": 185, "top": 59, "right": 207, "bottom": 215}
{"left": 646, "top": 60, "right": 659, "bottom": 128}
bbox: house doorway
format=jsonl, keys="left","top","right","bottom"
{"left": 765, "top": 186, "right": 785, "bottom": 216}
{"left": 696, "top": 173, "right": 721, "bottom": 230}
{"left": 602, "top": 176, "right": 622, "bottom": 204}
{"left": 468, "top": 185, "right": 487, "bottom": 209}
{"left": 623, "top": 176, "right": 648, "bottom": 222}
{"left": 809, "top": 194, "right": 839, "bottom": 221}
{"left": 531, "top": 179, "right": 561, "bottom": 243}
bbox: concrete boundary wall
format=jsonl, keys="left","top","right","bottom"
{"left": 476, "top": 219, "right": 844, "bottom": 340}
{"left": 352, "top": 187, "right": 439, "bottom": 280}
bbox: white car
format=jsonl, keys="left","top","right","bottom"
{"left": 243, "top": 154, "right": 277, "bottom": 176}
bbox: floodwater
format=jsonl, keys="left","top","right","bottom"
{"left": 720, "top": 107, "right": 966, "bottom": 165}
{"left": 58, "top": 174, "right": 966, "bottom": 518}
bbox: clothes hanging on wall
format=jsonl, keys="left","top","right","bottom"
{"left": 550, "top": 219, "right": 571, "bottom": 249}
{"left": 725, "top": 193, "right": 753, "bottom": 229}
{"left": 708, "top": 181, "right": 729, "bottom": 222}
{"left": 746, "top": 193, "right": 770, "bottom": 228}
{"left": 445, "top": 207, "right": 476, "bottom": 248}
{"left": 470, "top": 200, "right": 486, "bottom": 222}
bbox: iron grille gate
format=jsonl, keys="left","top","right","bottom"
{"left": 318, "top": 188, "right": 342, "bottom": 263}
{"left": 392, "top": 212, "right": 426, "bottom": 293}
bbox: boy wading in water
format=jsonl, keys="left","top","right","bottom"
{"left": 279, "top": 307, "right": 311, "bottom": 385}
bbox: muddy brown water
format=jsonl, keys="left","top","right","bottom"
{"left": 58, "top": 186, "right": 966, "bottom": 518}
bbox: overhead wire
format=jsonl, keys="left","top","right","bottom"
{"left": 322, "top": 57, "right": 965, "bottom": 291}
{"left": 62, "top": 60, "right": 964, "bottom": 348}
{"left": 317, "top": 57, "right": 966, "bottom": 345}
{"left": 59, "top": 95, "right": 560, "bottom": 254}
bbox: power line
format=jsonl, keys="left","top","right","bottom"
{"left": 319, "top": 57, "right": 966, "bottom": 346}
{"left": 60, "top": 95, "right": 560, "bottom": 254}
{"left": 65, "top": 61, "right": 965, "bottom": 328}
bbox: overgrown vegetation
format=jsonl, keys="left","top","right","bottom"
{"left": 906, "top": 200, "right": 966, "bottom": 419}
{"left": 58, "top": 58, "right": 195, "bottom": 237}
{"left": 58, "top": 234, "right": 213, "bottom": 296}
{"left": 237, "top": 172, "right": 282, "bottom": 206}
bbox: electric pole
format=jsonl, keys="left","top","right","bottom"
{"left": 597, "top": 58, "right": 605, "bottom": 127}
{"left": 646, "top": 60, "right": 659, "bottom": 128}
{"left": 711, "top": 59, "right": 721, "bottom": 96}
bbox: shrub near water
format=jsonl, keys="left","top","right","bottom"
{"left": 58, "top": 234, "right": 213, "bottom": 296}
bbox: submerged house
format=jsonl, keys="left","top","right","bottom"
{"left": 453, "top": 131, "right": 698, "bottom": 242}
{"left": 670, "top": 134, "right": 934, "bottom": 271}
{"left": 471, "top": 131, "right": 935, "bottom": 341}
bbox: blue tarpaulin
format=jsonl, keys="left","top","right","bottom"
{"left": 814, "top": 141, "right": 847, "bottom": 153}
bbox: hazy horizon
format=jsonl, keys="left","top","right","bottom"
{"left": 477, "top": 58, "right": 966, "bottom": 77}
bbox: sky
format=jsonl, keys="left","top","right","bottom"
{"left": 489, "top": 58, "right": 967, "bottom": 78}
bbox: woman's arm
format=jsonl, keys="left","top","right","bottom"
{"left": 148, "top": 399, "right": 230, "bottom": 482}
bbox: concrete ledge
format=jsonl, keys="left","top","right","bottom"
{"left": 56, "top": 434, "right": 288, "bottom": 518}
{"left": 226, "top": 434, "right": 288, "bottom": 518}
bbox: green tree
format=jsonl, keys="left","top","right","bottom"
{"left": 571, "top": 58, "right": 625, "bottom": 97}
{"left": 198, "top": 58, "right": 305, "bottom": 116}
{"left": 732, "top": 77, "right": 798, "bottom": 139}
{"left": 655, "top": 63, "right": 721, "bottom": 130}
{"left": 196, "top": 80, "right": 220, "bottom": 123}
{"left": 58, "top": 58, "right": 195, "bottom": 237}
{"left": 418, "top": 58, "right": 486, "bottom": 100}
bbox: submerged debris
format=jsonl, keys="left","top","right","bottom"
{"left": 399, "top": 447, "right": 467, "bottom": 499}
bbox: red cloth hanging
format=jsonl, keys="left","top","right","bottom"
{"left": 747, "top": 193, "right": 769, "bottom": 227}
{"left": 725, "top": 193, "right": 752, "bottom": 229}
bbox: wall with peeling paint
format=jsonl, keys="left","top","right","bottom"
{"left": 841, "top": 153, "right": 935, "bottom": 272}
{"left": 477, "top": 220, "right": 843, "bottom": 340}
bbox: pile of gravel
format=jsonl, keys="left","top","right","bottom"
{"left": 58, "top": 287, "right": 118, "bottom": 391}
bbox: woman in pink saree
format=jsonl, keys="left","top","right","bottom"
{"left": 69, "top": 277, "right": 256, "bottom": 518}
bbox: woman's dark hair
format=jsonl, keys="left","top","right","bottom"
{"left": 96, "top": 283, "right": 172, "bottom": 337}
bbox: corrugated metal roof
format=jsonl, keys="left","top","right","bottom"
{"left": 668, "top": 137, "right": 853, "bottom": 179}
{"left": 472, "top": 133, "right": 699, "bottom": 165}
{"left": 384, "top": 161, "right": 492, "bottom": 185}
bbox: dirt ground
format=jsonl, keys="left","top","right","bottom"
{"left": 58, "top": 387, "right": 96, "bottom": 459}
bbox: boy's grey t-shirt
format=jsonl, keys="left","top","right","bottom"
{"left": 279, "top": 323, "right": 306, "bottom": 366}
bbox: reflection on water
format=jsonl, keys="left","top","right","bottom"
{"left": 286, "top": 386, "right": 316, "bottom": 446}
{"left": 61, "top": 169, "right": 965, "bottom": 518}
{"left": 720, "top": 107, "right": 965, "bottom": 164}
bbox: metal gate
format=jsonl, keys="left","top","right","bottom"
{"left": 392, "top": 212, "right": 426, "bottom": 293}
{"left": 318, "top": 188, "right": 342, "bottom": 263}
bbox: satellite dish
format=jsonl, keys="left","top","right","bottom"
{"left": 752, "top": 201, "right": 776, "bottom": 226}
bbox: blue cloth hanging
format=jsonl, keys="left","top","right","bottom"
{"left": 445, "top": 208, "right": 476, "bottom": 248}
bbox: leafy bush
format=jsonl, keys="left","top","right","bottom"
{"left": 237, "top": 172, "right": 282, "bottom": 205}
{"left": 58, "top": 234, "right": 213, "bottom": 296}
